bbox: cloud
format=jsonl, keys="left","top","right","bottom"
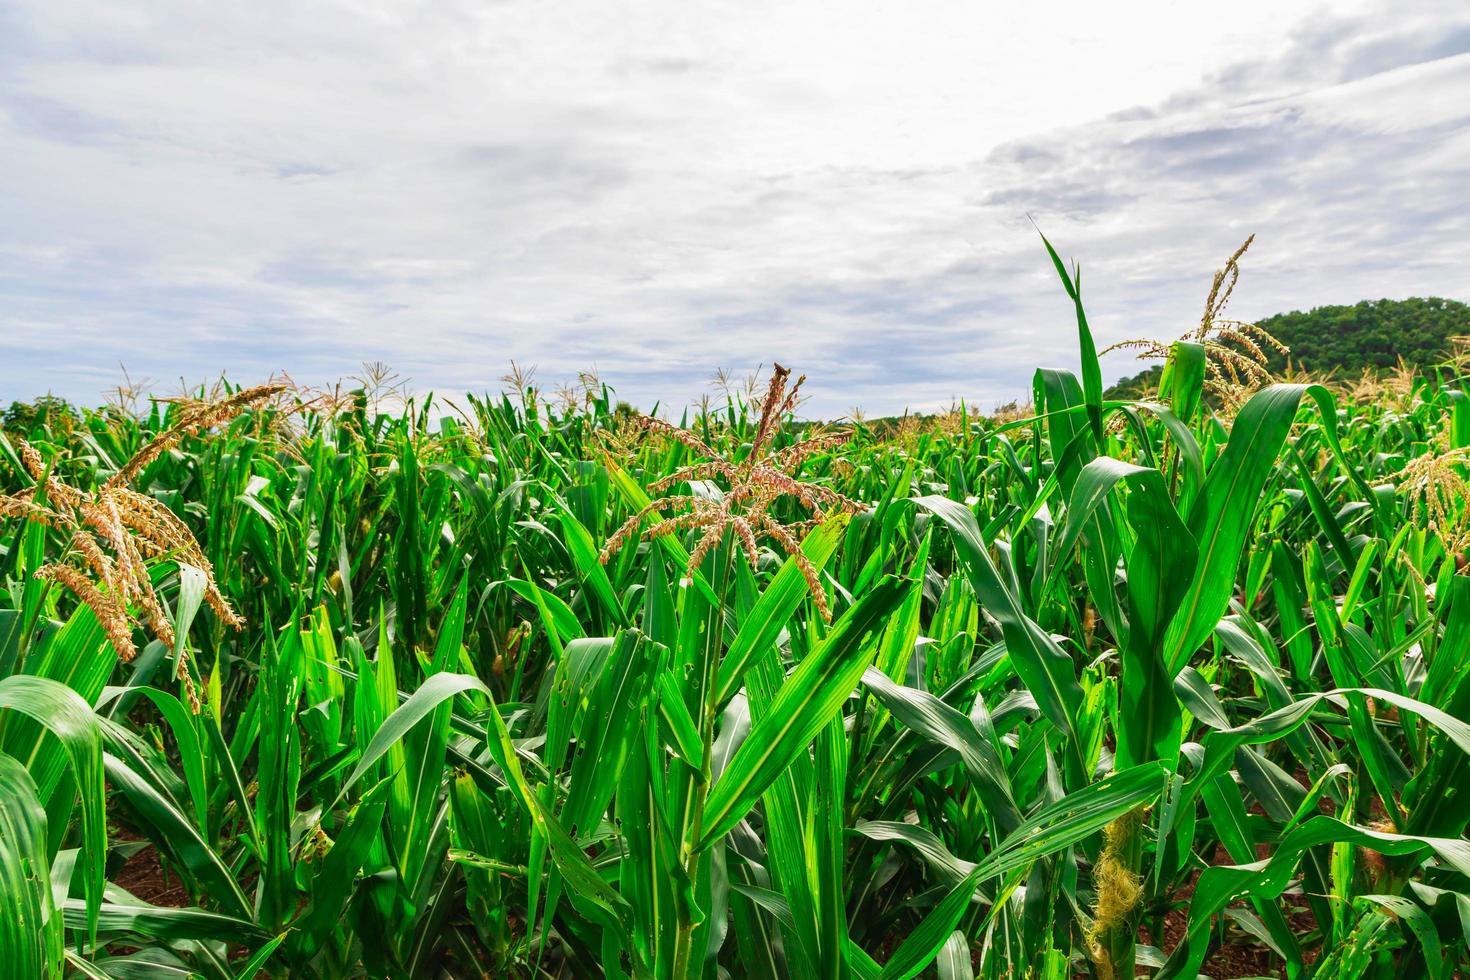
{"left": 0, "top": 0, "right": 1466, "bottom": 416}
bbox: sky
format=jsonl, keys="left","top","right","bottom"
{"left": 2, "top": 0, "right": 1468, "bottom": 418}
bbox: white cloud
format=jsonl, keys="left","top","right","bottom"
{"left": 0, "top": 0, "right": 1466, "bottom": 415}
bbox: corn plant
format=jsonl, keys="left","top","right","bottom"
{"left": 0, "top": 240, "right": 1468, "bottom": 978}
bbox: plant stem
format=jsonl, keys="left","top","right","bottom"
{"left": 671, "top": 538, "right": 736, "bottom": 979}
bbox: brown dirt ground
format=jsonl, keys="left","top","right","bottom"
{"left": 110, "top": 830, "right": 190, "bottom": 908}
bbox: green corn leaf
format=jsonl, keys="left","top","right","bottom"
{"left": 876, "top": 762, "right": 1167, "bottom": 980}
{"left": 559, "top": 509, "right": 629, "bottom": 629}
{"left": 698, "top": 576, "right": 907, "bottom": 851}
{"left": 936, "top": 930, "right": 974, "bottom": 980}
{"left": 338, "top": 671, "right": 490, "bottom": 800}
{"left": 60, "top": 898, "right": 266, "bottom": 942}
{"left": 713, "top": 518, "right": 845, "bottom": 706}
{"left": 102, "top": 751, "right": 252, "bottom": 919}
{"left": 231, "top": 934, "right": 287, "bottom": 980}
{"left": 1037, "top": 230, "right": 1103, "bottom": 442}
{"left": 562, "top": 631, "right": 650, "bottom": 840}
{"left": 860, "top": 667, "right": 1021, "bottom": 833}
{"left": 0, "top": 753, "right": 60, "bottom": 978}
{"left": 95, "top": 686, "right": 208, "bottom": 839}
{"left": 0, "top": 675, "right": 106, "bottom": 945}
{"left": 912, "top": 495, "right": 1086, "bottom": 781}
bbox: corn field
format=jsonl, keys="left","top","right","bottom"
{"left": 3, "top": 246, "right": 1470, "bottom": 979}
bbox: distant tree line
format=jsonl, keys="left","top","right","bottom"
{"left": 2, "top": 394, "right": 80, "bottom": 439}
{"left": 1105, "top": 296, "right": 1470, "bottom": 399}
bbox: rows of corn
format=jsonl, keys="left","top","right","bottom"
{"left": 2, "top": 251, "right": 1469, "bottom": 979}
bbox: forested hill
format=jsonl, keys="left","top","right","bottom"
{"left": 1105, "top": 296, "right": 1470, "bottom": 398}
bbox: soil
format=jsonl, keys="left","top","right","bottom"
{"left": 1137, "top": 829, "right": 1339, "bottom": 980}
{"left": 110, "top": 831, "right": 190, "bottom": 908}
